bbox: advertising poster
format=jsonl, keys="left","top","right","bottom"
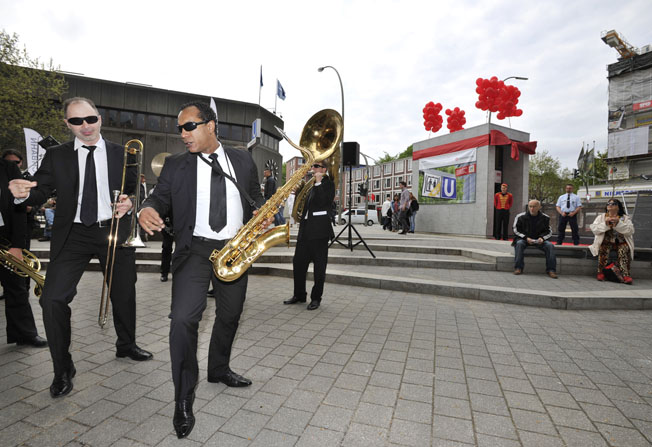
{"left": 418, "top": 149, "right": 476, "bottom": 204}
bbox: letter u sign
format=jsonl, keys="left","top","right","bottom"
{"left": 442, "top": 177, "right": 457, "bottom": 199}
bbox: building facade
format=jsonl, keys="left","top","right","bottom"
{"left": 59, "top": 74, "right": 285, "bottom": 185}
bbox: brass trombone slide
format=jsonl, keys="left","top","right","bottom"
{"left": 98, "top": 139, "right": 144, "bottom": 328}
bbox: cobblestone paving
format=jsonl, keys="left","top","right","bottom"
{"left": 1, "top": 272, "right": 652, "bottom": 446}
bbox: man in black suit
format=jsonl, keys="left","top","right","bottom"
{"left": 9, "top": 97, "right": 153, "bottom": 400}
{"left": 283, "top": 161, "right": 335, "bottom": 310}
{"left": 0, "top": 157, "right": 47, "bottom": 348}
{"left": 139, "top": 101, "right": 266, "bottom": 439}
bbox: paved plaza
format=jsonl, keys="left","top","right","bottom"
{"left": 1, "top": 267, "right": 652, "bottom": 446}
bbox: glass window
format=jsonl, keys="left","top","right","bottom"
{"left": 120, "top": 111, "right": 134, "bottom": 129}
{"left": 373, "top": 180, "right": 380, "bottom": 189}
{"left": 383, "top": 163, "right": 392, "bottom": 175}
{"left": 394, "top": 160, "right": 403, "bottom": 172}
{"left": 407, "top": 176, "right": 412, "bottom": 186}
{"left": 218, "top": 123, "right": 230, "bottom": 139}
{"left": 374, "top": 166, "right": 380, "bottom": 176}
{"left": 108, "top": 110, "right": 119, "bottom": 127}
{"left": 407, "top": 159, "right": 412, "bottom": 171}
{"left": 147, "top": 115, "right": 161, "bottom": 132}
{"left": 395, "top": 176, "right": 403, "bottom": 187}
{"left": 384, "top": 178, "right": 391, "bottom": 188}
{"left": 355, "top": 169, "right": 362, "bottom": 180}
{"left": 135, "top": 113, "right": 146, "bottom": 130}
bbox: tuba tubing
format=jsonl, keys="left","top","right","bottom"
{"left": 209, "top": 109, "right": 343, "bottom": 282}
{"left": 0, "top": 238, "right": 45, "bottom": 297}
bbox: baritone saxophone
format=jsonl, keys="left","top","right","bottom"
{"left": 209, "top": 109, "right": 343, "bottom": 282}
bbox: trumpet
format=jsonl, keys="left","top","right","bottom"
{"left": 98, "top": 139, "right": 144, "bottom": 328}
{"left": 0, "top": 238, "right": 45, "bottom": 297}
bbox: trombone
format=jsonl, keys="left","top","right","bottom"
{"left": 98, "top": 139, "right": 145, "bottom": 328}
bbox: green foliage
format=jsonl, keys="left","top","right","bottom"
{"left": 281, "top": 162, "right": 286, "bottom": 183}
{"left": 528, "top": 150, "right": 573, "bottom": 204}
{"left": 0, "top": 30, "right": 68, "bottom": 151}
{"left": 397, "top": 145, "right": 413, "bottom": 159}
{"left": 377, "top": 151, "right": 397, "bottom": 163}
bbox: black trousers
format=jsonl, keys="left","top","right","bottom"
{"left": 160, "top": 231, "right": 174, "bottom": 276}
{"left": 557, "top": 214, "right": 579, "bottom": 245}
{"left": 293, "top": 236, "right": 329, "bottom": 302}
{"left": 170, "top": 237, "right": 248, "bottom": 401}
{"left": 39, "top": 224, "right": 137, "bottom": 375}
{"left": 399, "top": 210, "right": 410, "bottom": 232}
{"left": 494, "top": 209, "right": 510, "bottom": 240}
{"left": 0, "top": 227, "right": 38, "bottom": 343}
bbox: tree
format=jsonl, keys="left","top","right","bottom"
{"left": 528, "top": 150, "right": 572, "bottom": 204}
{"left": 377, "top": 152, "right": 397, "bottom": 163}
{"left": 0, "top": 30, "right": 68, "bottom": 152}
{"left": 397, "top": 145, "right": 413, "bottom": 159}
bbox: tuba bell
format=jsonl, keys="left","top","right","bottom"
{"left": 209, "top": 109, "right": 343, "bottom": 282}
{"left": 0, "top": 237, "right": 45, "bottom": 297}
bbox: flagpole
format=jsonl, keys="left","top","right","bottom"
{"left": 258, "top": 65, "right": 263, "bottom": 119}
{"left": 274, "top": 79, "right": 278, "bottom": 114}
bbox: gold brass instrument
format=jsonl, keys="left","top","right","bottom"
{"left": 151, "top": 152, "right": 171, "bottom": 178}
{"left": 0, "top": 238, "right": 45, "bottom": 297}
{"left": 98, "top": 139, "right": 144, "bottom": 328}
{"left": 209, "top": 109, "right": 343, "bottom": 282}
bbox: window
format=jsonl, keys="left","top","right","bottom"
{"left": 373, "top": 166, "right": 380, "bottom": 177}
{"left": 119, "top": 111, "right": 133, "bottom": 129}
{"left": 395, "top": 176, "right": 403, "bottom": 188}
{"left": 355, "top": 169, "right": 362, "bottom": 180}
{"left": 135, "top": 113, "right": 146, "bottom": 130}
{"left": 147, "top": 115, "right": 161, "bottom": 131}
{"left": 394, "top": 160, "right": 404, "bottom": 173}
{"left": 108, "top": 110, "right": 119, "bottom": 127}
{"left": 383, "top": 164, "right": 392, "bottom": 175}
{"left": 384, "top": 178, "right": 391, "bottom": 188}
{"left": 407, "top": 176, "right": 412, "bottom": 186}
{"left": 373, "top": 180, "right": 380, "bottom": 190}
{"left": 407, "top": 159, "right": 412, "bottom": 171}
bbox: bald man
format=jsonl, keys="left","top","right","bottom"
{"left": 512, "top": 200, "right": 557, "bottom": 278}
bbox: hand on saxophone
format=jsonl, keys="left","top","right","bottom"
{"left": 8, "top": 247, "right": 23, "bottom": 262}
{"left": 115, "top": 194, "right": 132, "bottom": 218}
{"left": 9, "top": 179, "right": 37, "bottom": 199}
{"left": 138, "top": 207, "right": 165, "bottom": 235}
{"left": 253, "top": 209, "right": 274, "bottom": 230}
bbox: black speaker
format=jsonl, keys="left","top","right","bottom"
{"left": 342, "top": 142, "right": 360, "bottom": 166}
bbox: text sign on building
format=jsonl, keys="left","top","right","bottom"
{"left": 455, "top": 163, "right": 476, "bottom": 177}
{"left": 441, "top": 177, "right": 457, "bottom": 199}
{"left": 633, "top": 100, "right": 652, "bottom": 112}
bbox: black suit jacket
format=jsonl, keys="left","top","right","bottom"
{"left": 142, "top": 146, "right": 264, "bottom": 269}
{"left": 297, "top": 176, "right": 335, "bottom": 241}
{"left": 24, "top": 140, "right": 137, "bottom": 260}
{"left": 0, "top": 159, "right": 27, "bottom": 248}
{"left": 264, "top": 176, "right": 277, "bottom": 201}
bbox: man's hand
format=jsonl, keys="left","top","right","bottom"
{"left": 9, "top": 179, "right": 37, "bottom": 199}
{"left": 115, "top": 195, "right": 132, "bottom": 218}
{"left": 8, "top": 247, "right": 23, "bottom": 262}
{"left": 138, "top": 207, "right": 165, "bottom": 235}
{"left": 313, "top": 171, "right": 324, "bottom": 183}
{"left": 537, "top": 237, "right": 544, "bottom": 245}
{"left": 254, "top": 209, "right": 274, "bottom": 230}
{"left": 526, "top": 237, "right": 535, "bottom": 245}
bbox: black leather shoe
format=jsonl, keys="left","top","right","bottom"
{"left": 207, "top": 369, "right": 252, "bottom": 387}
{"left": 173, "top": 394, "right": 195, "bottom": 439}
{"left": 50, "top": 365, "right": 76, "bottom": 398}
{"left": 307, "top": 300, "right": 320, "bottom": 310}
{"left": 160, "top": 274, "right": 168, "bottom": 282}
{"left": 283, "top": 296, "right": 306, "bottom": 305}
{"left": 16, "top": 335, "right": 48, "bottom": 348}
{"left": 116, "top": 346, "right": 153, "bottom": 361}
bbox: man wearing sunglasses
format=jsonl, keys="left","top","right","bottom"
{"left": 138, "top": 101, "right": 266, "bottom": 439}
{"left": 284, "top": 161, "right": 335, "bottom": 311}
{"left": 9, "top": 96, "right": 153, "bottom": 400}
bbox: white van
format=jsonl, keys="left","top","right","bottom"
{"left": 339, "top": 209, "right": 378, "bottom": 226}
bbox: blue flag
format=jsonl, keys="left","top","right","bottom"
{"left": 260, "top": 66, "right": 263, "bottom": 87}
{"left": 277, "top": 80, "right": 286, "bottom": 100}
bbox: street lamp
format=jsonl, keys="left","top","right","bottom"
{"left": 488, "top": 76, "right": 528, "bottom": 124}
{"left": 318, "top": 65, "right": 344, "bottom": 223}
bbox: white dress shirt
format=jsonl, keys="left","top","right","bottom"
{"left": 194, "top": 145, "right": 243, "bottom": 240}
{"left": 74, "top": 136, "right": 114, "bottom": 223}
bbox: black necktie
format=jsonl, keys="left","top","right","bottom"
{"left": 80, "top": 145, "right": 97, "bottom": 226}
{"left": 566, "top": 193, "right": 570, "bottom": 209}
{"left": 208, "top": 153, "right": 227, "bottom": 233}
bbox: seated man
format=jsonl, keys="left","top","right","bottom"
{"left": 512, "top": 200, "right": 558, "bottom": 278}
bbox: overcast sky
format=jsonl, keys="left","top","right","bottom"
{"left": 2, "top": 0, "right": 651, "bottom": 170}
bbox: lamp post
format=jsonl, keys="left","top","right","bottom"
{"left": 488, "top": 76, "right": 528, "bottom": 124}
{"left": 318, "top": 65, "right": 344, "bottom": 223}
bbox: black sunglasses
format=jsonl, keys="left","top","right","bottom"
{"left": 67, "top": 116, "right": 99, "bottom": 126}
{"left": 312, "top": 164, "right": 324, "bottom": 168}
{"left": 177, "top": 120, "right": 208, "bottom": 133}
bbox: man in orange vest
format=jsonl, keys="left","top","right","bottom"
{"left": 493, "top": 183, "right": 513, "bottom": 240}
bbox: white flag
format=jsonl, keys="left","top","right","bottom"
{"left": 23, "top": 128, "right": 44, "bottom": 175}
{"left": 209, "top": 97, "right": 218, "bottom": 121}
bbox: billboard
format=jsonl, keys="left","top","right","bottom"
{"left": 418, "top": 149, "right": 476, "bottom": 204}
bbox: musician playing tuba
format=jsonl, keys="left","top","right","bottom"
{"left": 283, "top": 158, "right": 335, "bottom": 311}
{"left": 8, "top": 97, "right": 153, "bottom": 401}
{"left": 0, "top": 152, "right": 47, "bottom": 348}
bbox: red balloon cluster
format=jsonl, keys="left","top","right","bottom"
{"left": 422, "top": 101, "right": 443, "bottom": 132}
{"left": 474, "top": 77, "right": 523, "bottom": 120}
{"left": 445, "top": 107, "right": 466, "bottom": 132}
